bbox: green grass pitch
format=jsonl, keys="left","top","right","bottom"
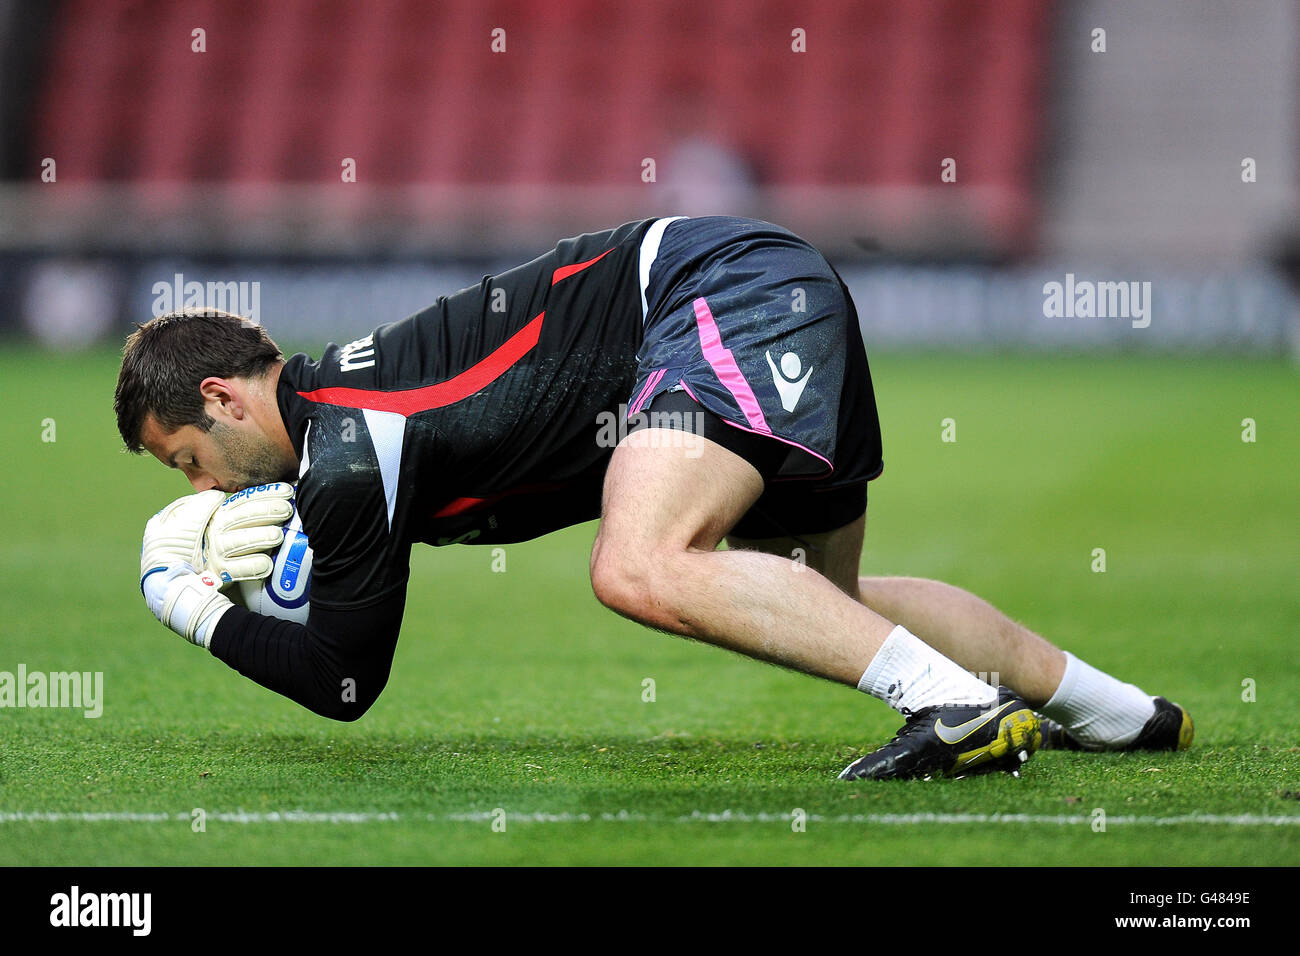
{"left": 0, "top": 345, "right": 1296, "bottom": 865}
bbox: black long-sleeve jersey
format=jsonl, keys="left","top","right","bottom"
{"left": 210, "top": 218, "right": 666, "bottom": 718}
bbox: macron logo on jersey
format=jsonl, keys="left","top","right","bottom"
{"left": 339, "top": 334, "right": 376, "bottom": 372}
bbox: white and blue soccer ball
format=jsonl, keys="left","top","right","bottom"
{"left": 233, "top": 504, "right": 313, "bottom": 624}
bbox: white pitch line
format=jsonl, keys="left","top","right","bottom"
{"left": 0, "top": 811, "right": 398, "bottom": 824}
{"left": 1, "top": 810, "right": 1298, "bottom": 827}
{"left": 445, "top": 811, "right": 1300, "bottom": 826}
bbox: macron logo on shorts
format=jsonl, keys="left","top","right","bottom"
{"left": 766, "top": 350, "right": 813, "bottom": 412}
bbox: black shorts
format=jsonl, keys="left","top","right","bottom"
{"left": 624, "top": 216, "right": 884, "bottom": 538}
{"left": 626, "top": 388, "right": 869, "bottom": 538}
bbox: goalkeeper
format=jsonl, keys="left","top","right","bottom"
{"left": 118, "top": 216, "right": 1192, "bottom": 780}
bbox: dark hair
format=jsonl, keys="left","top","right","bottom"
{"left": 114, "top": 309, "right": 283, "bottom": 453}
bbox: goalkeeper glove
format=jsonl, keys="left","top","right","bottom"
{"left": 199, "top": 482, "right": 295, "bottom": 583}
{"left": 141, "top": 564, "right": 231, "bottom": 648}
{"left": 140, "top": 491, "right": 233, "bottom": 648}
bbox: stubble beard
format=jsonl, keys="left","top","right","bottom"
{"left": 210, "top": 421, "right": 296, "bottom": 491}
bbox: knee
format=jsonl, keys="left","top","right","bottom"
{"left": 589, "top": 536, "right": 679, "bottom": 629}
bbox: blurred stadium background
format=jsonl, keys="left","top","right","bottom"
{"left": 1, "top": 1, "right": 1297, "bottom": 872}
{"left": 1, "top": 0, "right": 1296, "bottom": 355}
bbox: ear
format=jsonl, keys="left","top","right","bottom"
{"left": 198, "top": 377, "right": 246, "bottom": 421}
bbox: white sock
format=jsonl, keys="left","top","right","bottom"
{"left": 857, "top": 625, "right": 997, "bottom": 714}
{"left": 1040, "top": 652, "right": 1156, "bottom": 749}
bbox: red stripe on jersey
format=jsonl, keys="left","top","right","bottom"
{"left": 551, "top": 248, "right": 611, "bottom": 285}
{"left": 298, "top": 311, "right": 545, "bottom": 415}
{"left": 431, "top": 478, "right": 578, "bottom": 519}
{"left": 431, "top": 496, "right": 486, "bottom": 518}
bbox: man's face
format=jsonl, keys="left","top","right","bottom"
{"left": 141, "top": 415, "right": 296, "bottom": 494}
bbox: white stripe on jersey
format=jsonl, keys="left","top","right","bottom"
{"left": 297, "top": 420, "right": 312, "bottom": 478}
{"left": 638, "top": 216, "right": 688, "bottom": 323}
{"left": 362, "top": 409, "right": 406, "bottom": 531}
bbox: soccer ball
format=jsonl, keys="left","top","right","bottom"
{"left": 230, "top": 504, "right": 313, "bottom": 624}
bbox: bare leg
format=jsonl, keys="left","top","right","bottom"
{"left": 590, "top": 429, "right": 897, "bottom": 685}
{"left": 857, "top": 577, "right": 1065, "bottom": 707}
{"left": 724, "top": 528, "right": 1066, "bottom": 707}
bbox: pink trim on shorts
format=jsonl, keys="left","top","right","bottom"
{"left": 676, "top": 379, "right": 834, "bottom": 477}
{"left": 691, "top": 296, "right": 770, "bottom": 434}
{"left": 629, "top": 368, "right": 666, "bottom": 415}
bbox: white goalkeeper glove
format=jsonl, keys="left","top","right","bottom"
{"left": 140, "top": 491, "right": 233, "bottom": 648}
{"left": 199, "top": 482, "right": 295, "bottom": 584}
{"left": 141, "top": 564, "right": 231, "bottom": 648}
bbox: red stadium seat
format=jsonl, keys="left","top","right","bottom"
{"left": 28, "top": 0, "right": 1049, "bottom": 247}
